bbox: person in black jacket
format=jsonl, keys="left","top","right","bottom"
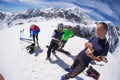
{"left": 46, "top": 24, "right": 64, "bottom": 59}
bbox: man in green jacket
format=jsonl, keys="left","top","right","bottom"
{"left": 59, "top": 25, "right": 74, "bottom": 49}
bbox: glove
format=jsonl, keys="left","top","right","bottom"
{"left": 30, "top": 34, "right": 32, "bottom": 37}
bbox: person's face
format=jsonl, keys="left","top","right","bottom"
{"left": 31, "top": 25, "right": 34, "bottom": 28}
{"left": 59, "top": 27, "right": 63, "bottom": 31}
{"left": 97, "top": 24, "right": 107, "bottom": 37}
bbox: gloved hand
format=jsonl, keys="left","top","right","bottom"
{"left": 30, "top": 30, "right": 33, "bottom": 37}
{"left": 30, "top": 34, "right": 32, "bottom": 37}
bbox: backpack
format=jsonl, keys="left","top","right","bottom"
{"left": 86, "top": 66, "right": 100, "bottom": 80}
{"left": 26, "top": 43, "right": 36, "bottom": 54}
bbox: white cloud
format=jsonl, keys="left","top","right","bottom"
{"left": 81, "top": 8, "right": 106, "bottom": 20}
{"left": 3, "top": 0, "right": 17, "bottom": 3}
{"left": 91, "top": 11, "right": 106, "bottom": 20}
{"left": 19, "top": 0, "right": 78, "bottom": 8}
{"left": 19, "top": 0, "right": 47, "bottom": 4}
{"left": 76, "top": 0, "right": 119, "bottom": 21}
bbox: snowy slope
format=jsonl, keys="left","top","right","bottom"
{"left": 0, "top": 19, "right": 120, "bottom": 80}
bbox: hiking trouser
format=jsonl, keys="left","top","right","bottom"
{"left": 47, "top": 40, "right": 58, "bottom": 58}
{"left": 65, "top": 53, "right": 88, "bottom": 79}
{"left": 33, "top": 34, "right": 38, "bottom": 43}
{"left": 59, "top": 40, "right": 67, "bottom": 49}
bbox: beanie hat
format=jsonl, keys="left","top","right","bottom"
{"left": 58, "top": 23, "right": 64, "bottom": 28}
{"left": 67, "top": 25, "right": 72, "bottom": 29}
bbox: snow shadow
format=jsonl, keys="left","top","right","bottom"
{"left": 64, "top": 52, "right": 76, "bottom": 61}
{"left": 56, "top": 49, "right": 76, "bottom": 61}
{"left": 34, "top": 44, "right": 43, "bottom": 56}
{"left": 49, "top": 53, "right": 70, "bottom": 68}
{"left": 76, "top": 77, "right": 84, "bottom": 80}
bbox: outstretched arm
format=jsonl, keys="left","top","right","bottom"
{"left": 85, "top": 42, "right": 107, "bottom": 62}
{"left": 87, "top": 53, "right": 105, "bottom": 62}
{"left": 86, "top": 49, "right": 107, "bottom": 62}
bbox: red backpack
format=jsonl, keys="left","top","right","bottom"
{"left": 86, "top": 66, "right": 100, "bottom": 80}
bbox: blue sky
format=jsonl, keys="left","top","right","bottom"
{"left": 0, "top": 0, "right": 120, "bottom": 26}
{"left": 0, "top": 0, "right": 36, "bottom": 12}
{"left": 0, "top": 0, "right": 76, "bottom": 12}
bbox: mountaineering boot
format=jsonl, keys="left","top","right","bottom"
{"left": 65, "top": 68, "right": 72, "bottom": 72}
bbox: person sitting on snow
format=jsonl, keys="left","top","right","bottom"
{"left": 30, "top": 24, "right": 40, "bottom": 44}
{"left": 61, "top": 22, "right": 109, "bottom": 80}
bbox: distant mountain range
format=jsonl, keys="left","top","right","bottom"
{"left": 0, "top": 8, "right": 94, "bottom": 25}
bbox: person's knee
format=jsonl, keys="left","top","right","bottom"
{"left": 70, "top": 73, "right": 78, "bottom": 78}
{"left": 66, "top": 72, "right": 78, "bottom": 79}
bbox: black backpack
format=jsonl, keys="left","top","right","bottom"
{"left": 26, "top": 43, "right": 35, "bottom": 54}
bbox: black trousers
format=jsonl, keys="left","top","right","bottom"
{"left": 47, "top": 40, "right": 58, "bottom": 58}
{"left": 33, "top": 34, "right": 38, "bottom": 43}
{"left": 59, "top": 40, "right": 67, "bottom": 49}
{"left": 65, "top": 53, "right": 88, "bottom": 79}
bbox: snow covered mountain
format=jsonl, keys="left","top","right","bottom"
{"left": 0, "top": 12, "right": 6, "bottom": 20}
{"left": 0, "top": 8, "right": 93, "bottom": 26}
{"left": 0, "top": 18, "right": 120, "bottom": 80}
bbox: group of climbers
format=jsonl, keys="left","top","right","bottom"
{"left": 28, "top": 22, "right": 109, "bottom": 80}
